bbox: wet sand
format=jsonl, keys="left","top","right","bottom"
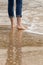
{"left": 0, "top": 0, "right": 43, "bottom": 65}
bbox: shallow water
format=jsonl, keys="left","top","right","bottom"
{"left": 0, "top": 0, "right": 43, "bottom": 65}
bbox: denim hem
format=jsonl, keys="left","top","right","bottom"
{"left": 16, "top": 15, "right": 22, "bottom": 17}
{"left": 9, "top": 16, "right": 14, "bottom": 18}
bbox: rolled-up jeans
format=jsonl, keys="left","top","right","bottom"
{"left": 8, "top": 0, "right": 22, "bottom": 18}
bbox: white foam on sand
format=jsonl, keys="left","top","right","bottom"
{"left": 24, "top": 30, "right": 43, "bottom": 35}
{"left": 23, "top": 22, "right": 43, "bottom": 35}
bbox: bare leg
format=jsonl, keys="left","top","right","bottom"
{"left": 17, "top": 17, "right": 25, "bottom": 30}
{"left": 10, "top": 17, "right": 15, "bottom": 28}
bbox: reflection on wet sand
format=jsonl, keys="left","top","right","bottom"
{"left": 6, "top": 29, "right": 14, "bottom": 65}
{"left": 14, "top": 30, "right": 23, "bottom": 65}
{"left": 5, "top": 29, "right": 23, "bottom": 65}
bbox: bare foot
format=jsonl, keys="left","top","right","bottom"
{"left": 11, "top": 21, "right": 16, "bottom": 28}
{"left": 11, "top": 24, "right": 15, "bottom": 28}
{"left": 17, "top": 24, "right": 25, "bottom": 30}
{"left": 17, "top": 17, "right": 26, "bottom": 30}
{"left": 10, "top": 17, "right": 16, "bottom": 29}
